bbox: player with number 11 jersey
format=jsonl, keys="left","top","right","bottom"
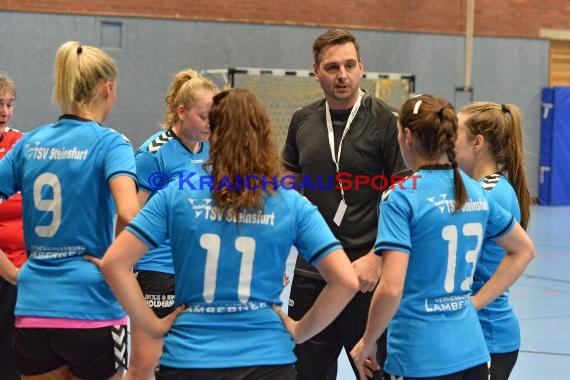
{"left": 127, "top": 181, "right": 341, "bottom": 368}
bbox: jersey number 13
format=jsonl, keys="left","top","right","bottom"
{"left": 442, "top": 223, "right": 483, "bottom": 293}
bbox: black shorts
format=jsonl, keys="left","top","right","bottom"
{"left": 490, "top": 350, "right": 518, "bottom": 380}
{"left": 157, "top": 363, "right": 296, "bottom": 380}
{"left": 0, "top": 278, "right": 19, "bottom": 379}
{"left": 135, "top": 270, "right": 176, "bottom": 318}
{"left": 288, "top": 274, "right": 386, "bottom": 380}
{"left": 384, "top": 362, "right": 489, "bottom": 380}
{"left": 14, "top": 325, "right": 128, "bottom": 379}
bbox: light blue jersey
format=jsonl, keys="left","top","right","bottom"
{"left": 127, "top": 182, "right": 341, "bottom": 368}
{"left": 0, "top": 115, "right": 137, "bottom": 320}
{"left": 134, "top": 129, "right": 209, "bottom": 273}
{"left": 473, "top": 173, "right": 521, "bottom": 353}
{"left": 374, "top": 166, "right": 515, "bottom": 377}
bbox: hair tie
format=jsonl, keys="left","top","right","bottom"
{"left": 413, "top": 100, "right": 422, "bottom": 115}
{"left": 437, "top": 107, "right": 445, "bottom": 119}
{"left": 501, "top": 103, "right": 508, "bottom": 113}
{"left": 77, "top": 46, "right": 83, "bottom": 54}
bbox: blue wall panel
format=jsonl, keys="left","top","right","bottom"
{"left": 551, "top": 87, "right": 570, "bottom": 205}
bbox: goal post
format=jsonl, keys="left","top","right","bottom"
{"left": 201, "top": 67, "right": 415, "bottom": 150}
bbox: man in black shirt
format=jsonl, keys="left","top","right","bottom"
{"left": 282, "top": 29, "right": 409, "bottom": 380}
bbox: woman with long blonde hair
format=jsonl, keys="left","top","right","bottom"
{"left": 128, "top": 68, "right": 218, "bottom": 380}
{"left": 455, "top": 102, "right": 531, "bottom": 379}
{"left": 0, "top": 41, "right": 139, "bottom": 380}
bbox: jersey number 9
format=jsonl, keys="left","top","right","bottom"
{"left": 33, "top": 173, "right": 62, "bottom": 238}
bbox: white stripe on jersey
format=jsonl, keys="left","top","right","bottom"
{"left": 148, "top": 129, "right": 173, "bottom": 153}
{"left": 482, "top": 173, "right": 500, "bottom": 191}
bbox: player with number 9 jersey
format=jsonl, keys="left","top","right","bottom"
{"left": 0, "top": 114, "right": 136, "bottom": 320}
{"left": 0, "top": 40, "right": 140, "bottom": 380}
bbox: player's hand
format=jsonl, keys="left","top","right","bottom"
{"left": 272, "top": 304, "right": 305, "bottom": 343}
{"left": 470, "top": 295, "right": 482, "bottom": 311}
{"left": 350, "top": 338, "right": 380, "bottom": 380}
{"left": 1, "top": 249, "right": 20, "bottom": 285}
{"left": 8, "top": 268, "right": 19, "bottom": 285}
{"left": 3, "top": 267, "right": 19, "bottom": 286}
{"left": 150, "top": 304, "right": 186, "bottom": 339}
{"left": 352, "top": 251, "right": 381, "bottom": 292}
{"left": 84, "top": 254, "right": 102, "bottom": 268}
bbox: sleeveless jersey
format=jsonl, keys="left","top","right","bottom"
{"left": 134, "top": 128, "right": 209, "bottom": 273}
{"left": 374, "top": 166, "right": 515, "bottom": 377}
{"left": 127, "top": 183, "right": 341, "bottom": 368}
{"left": 0, "top": 115, "right": 137, "bottom": 320}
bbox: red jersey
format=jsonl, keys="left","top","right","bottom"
{"left": 0, "top": 126, "right": 26, "bottom": 268}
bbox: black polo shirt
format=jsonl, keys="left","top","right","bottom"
{"left": 283, "top": 93, "right": 409, "bottom": 276}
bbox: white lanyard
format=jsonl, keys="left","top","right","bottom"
{"left": 325, "top": 91, "right": 363, "bottom": 200}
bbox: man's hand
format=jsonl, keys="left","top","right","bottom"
{"left": 352, "top": 250, "right": 381, "bottom": 293}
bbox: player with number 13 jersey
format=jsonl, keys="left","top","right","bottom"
{"left": 375, "top": 166, "right": 514, "bottom": 376}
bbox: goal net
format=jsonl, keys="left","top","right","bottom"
{"left": 201, "top": 67, "right": 415, "bottom": 151}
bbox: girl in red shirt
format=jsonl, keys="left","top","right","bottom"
{"left": 0, "top": 73, "right": 25, "bottom": 380}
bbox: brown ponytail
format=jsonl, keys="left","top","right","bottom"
{"left": 399, "top": 94, "right": 467, "bottom": 210}
{"left": 459, "top": 102, "right": 531, "bottom": 228}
